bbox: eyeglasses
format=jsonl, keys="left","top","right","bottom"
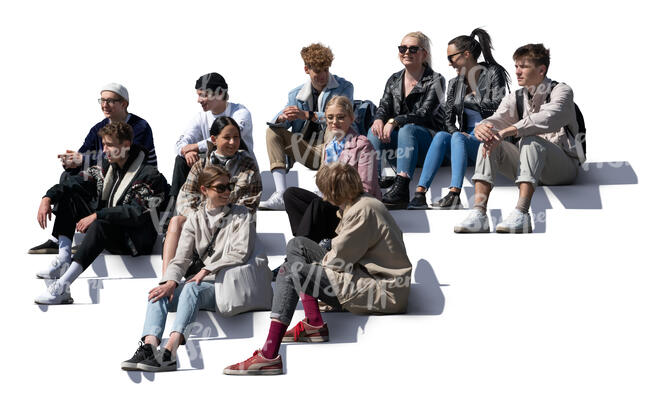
{"left": 326, "top": 114, "right": 348, "bottom": 122}
{"left": 398, "top": 45, "right": 421, "bottom": 54}
{"left": 206, "top": 183, "right": 235, "bottom": 193}
{"left": 98, "top": 98, "right": 123, "bottom": 105}
{"left": 447, "top": 51, "right": 464, "bottom": 63}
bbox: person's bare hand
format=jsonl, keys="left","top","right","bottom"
{"left": 370, "top": 119, "right": 384, "bottom": 138}
{"left": 148, "top": 281, "right": 177, "bottom": 303}
{"left": 76, "top": 213, "right": 97, "bottom": 233}
{"left": 184, "top": 151, "right": 199, "bottom": 166}
{"left": 381, "top": 122, "right": 395, "bottom": 143}
{"left": 37, "top": 197, "right": 52, "bottom": 229}
{"left": 283, "top": 106, "right": 307, "bottom": 121}
{"left": 474, "top": 123, "right": 497, "bottom": 143}
{"left": 187, "top": 268, "right": 210, "bottom": 285}
{"left": 58, "top": 150, "right": 83, "bottom": 169}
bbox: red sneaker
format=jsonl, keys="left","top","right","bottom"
{"left": 282, "top": 319, "right": 329, "bottom": 343}
{"left": 223, "top": 350, "right": 283, "bottom": 375}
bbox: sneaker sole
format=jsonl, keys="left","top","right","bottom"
{"left": 495, "top": 226, "right": 532, "bottom": 234}
{"left": 282, "top": 335, "right": 329, "bottom": 343}
{"left": 431, "top": 205, "right": 465, "bottom": 210}
{"left": 383, "top": 202, "right": 408, "bottom": 210}
{"left": 120, "top": 362, "right": 140, "bottom": 371}
{"left": 28, "top": 248, "right": 59, "bottom": 254}
{"left": 454, "top": 226, "right": 490, "bottom": 233}
{"left": 223, "top": 368, "right": 283, "bottom": 376}
{"left": 34, "top": 297, "right": 74, "bottom": 305}
{"left": 136, "top": 362, "right": 177, "bottom": 372}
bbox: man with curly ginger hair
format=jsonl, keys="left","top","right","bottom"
{"left": 34, "top": 121, "right": 168, "bottom": 305}
{"left": 260, "top": 43, "right": 354, "bottom": 211}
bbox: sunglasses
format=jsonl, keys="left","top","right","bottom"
{"left": 206, "top": 183, "right": 235, "bottom": 193}
{"left": 398, "top": 45, "right": 421, "bottom": 54}
{"left": 447, "top": 51, "right": 464, "bottom": 63}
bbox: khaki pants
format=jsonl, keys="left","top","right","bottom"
{"left": 472, "top": 136, "right": 579, "bottom": 187}
{"left": 266, "top": 126, "right": 323, "bottom": 171}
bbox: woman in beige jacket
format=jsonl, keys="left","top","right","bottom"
{"left": 224, "top": 162, "right": 412, "bottom": 375}
{"left": 121, "top": 165, "right": 272, "bottom": 373}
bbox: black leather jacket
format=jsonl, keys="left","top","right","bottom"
{"left": 374, "top": 64, "right": 446, "bottom": 131}
{"left": 444, "top": 63, "right": 509, "bottom": 134}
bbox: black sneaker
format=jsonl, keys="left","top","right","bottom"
{"left": 136, "top": 348, "right": 177, "bottom": 372}
{"left": 121, "top": 341, "right": 156, "bottom": 371}
{"left": 407, "top": 192, "right": 429, "bottom": 210}
{"left": 28, "top": 239, "right": 58, "bottom": 254}
{"left": 379, "top": 176, "right": 396, "bottom": 189}
{"left": 382, "top": 176, "right": 410, "bottom": 210}
{"left": 431, "top": 191, "right": 463, "bottom": 210}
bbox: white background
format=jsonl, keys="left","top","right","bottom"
{"left": 1, "top": 0, "right": 648, "bottom": 417}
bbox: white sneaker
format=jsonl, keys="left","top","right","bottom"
{"left": 36, "top": 257, "right": 70, "bottom": 279}
{"left": 34, "top": 281, "right": 74, "bottom": 305}
{"left": 454, "top": 209, "right": 490, "bottom": 233}
{"left": 496, "top": 210, "right": 532, "bottom": 233}
{"left": 259, "top": 191, "right": 285, "bottom": 211}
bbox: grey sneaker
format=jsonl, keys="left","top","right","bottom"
{"left": 454, "top": 209, "right": 490, "bottom": 233}
{"left": 34, "top": 281, "right": 73, "bottom": 305}
{"left": 36, "top": 257, "right": 70, "bottom": 280}
{"left": 259, "top": 191, "right": 285, "bottom": 211}
{"left": 496, "top": 210, "right": 532, "bottom": 233}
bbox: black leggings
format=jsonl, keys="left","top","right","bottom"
{"left": 283, "top": 187, "right": 339, "bottom": 243}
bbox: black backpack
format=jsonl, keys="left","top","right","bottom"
{"left": 515, "top": 81, "right": 586, "bottom": 160}
{"left": 352, "top": 99, "right": 377, "bottom": 135}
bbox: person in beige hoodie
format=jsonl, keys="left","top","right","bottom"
{"left": 223, "top": 162, "right": 412, "bottom": 375}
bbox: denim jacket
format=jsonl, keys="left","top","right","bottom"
{"left": 271, "top": 73, "right": 354, "bottom": 133}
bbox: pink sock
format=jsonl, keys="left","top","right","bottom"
{"left": 261, "top": 320, "right": 287, "bottom": 359}
{"left": 300, "top": 293, "right": 324, "bottom": 327}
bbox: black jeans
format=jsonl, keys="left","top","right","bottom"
{"left": 283, "top": 187, "right": 339, "bottom": 243}
{"left": 271, "top": 237, "right": 342, "bottom": 324}
{"left": 51, "top": 190, "right": 157, "bottom": 269}
{"left": 170, "top": 155, "right": 193, "bottom": 199}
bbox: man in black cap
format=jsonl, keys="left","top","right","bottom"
{"left": 170, "top": 73, "right": 255, "bottom": 199}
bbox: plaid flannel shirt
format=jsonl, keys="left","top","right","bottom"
{"left": 175, "top": 144, "right": 261, "bottom": 216}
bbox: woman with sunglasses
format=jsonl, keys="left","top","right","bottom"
{"left": 367, "top": 31, "right": 446, "bottom": 209}
{"left": 121, "top": 165, "right": 270, "bottom": 372}
{"left": 408, "top": 28, "right": 510, "bottom": 209}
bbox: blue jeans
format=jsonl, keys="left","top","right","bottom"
{"left": 141, "top": 281, "right": 216, "bottom": 343}
{"left": 417, "top": 130, "right": 481, "bottom": 190}
{"left": 367, "top": 123, "right": 433, "bottom": 178}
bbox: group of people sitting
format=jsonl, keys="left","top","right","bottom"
{"left": 29, "top": 29, "right": 585, "bottom": 375}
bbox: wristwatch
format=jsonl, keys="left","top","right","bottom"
{"left": 387, "top": 118, "right": 396, "bottom": 126}
{"left": 308, "top": 111, "right": 315, "bottom": 121}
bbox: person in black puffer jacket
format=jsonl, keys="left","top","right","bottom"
{"left": 408, "top": 28, "right": 510, "bottom": 210}
{"left": 367, "top": 31, "right": 446, "bottom": 209}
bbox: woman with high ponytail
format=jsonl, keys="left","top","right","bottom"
{"left": 408, "top": 28, "right": 510, "bottom": 209}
